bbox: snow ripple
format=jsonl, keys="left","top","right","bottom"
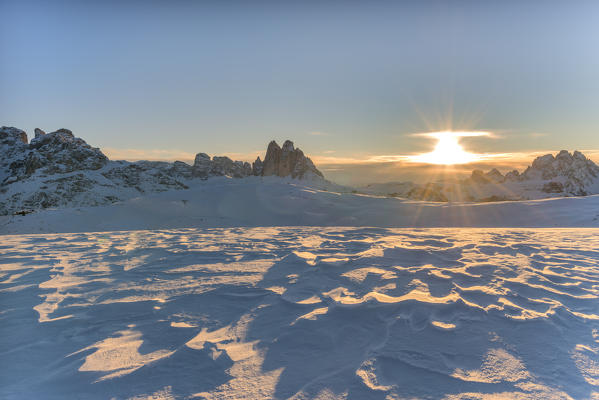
{"left": 1, "top": 228, "right": 598, "bottom": 399}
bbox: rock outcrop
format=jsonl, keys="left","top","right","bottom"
{"left": 191, "top": 153, "right": 252, "bottom": 179}
{"left": 261, "top": 140, "right": 323, "bottom": 179}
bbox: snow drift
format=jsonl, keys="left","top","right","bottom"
{"left": 1, "top": 227, "right": 598, "bottom": 399}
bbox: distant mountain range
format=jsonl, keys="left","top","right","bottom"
{"left": 0, "top": 126, "right": 323, "bottom": 215}
{"left": 2, "top": 126, "right": 599, "bottom": 216}
{"left": 360, "top": 150, "right": 599, "bottom": 202}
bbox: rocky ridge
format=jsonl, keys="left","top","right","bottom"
{"left": 361, "top": 150, "right": 599, "bottom": 202}
{"left": 0, "top": 127, "right": 324, "bottom": 215}
{"left": 466, "top": 150, "right": 599, "bottom": 197}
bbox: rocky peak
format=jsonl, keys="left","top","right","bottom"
{"left": 504, "top": 169, "right": 520, "bottom": 181}
{"left": 34, "top": 128, "right": 46, "bottom": 138}
{"left": 282, "top": 140, "right": 295, "bottom": 152}
{"left": 469, "top": 168, "right": 504, "bottom": 184}
{"left": 262, "top": 141, "right": 282, "bottom": 177}
{"left": 573, "top": 150, "right": 586, "bottom": 161}
{"left": 261, "top": 139, "right": 323, "bottom": 179}
{"left": 193, "top": 153, "right": 211, "bottom": 166}
{"left": 192, "top": 153, "right": 213, "bottom": 178}
{"left": 1, "top": 126, "right": 28, "bottom": 146}
{"left": 252, "top": 156, "right": 263, "bottom": 176}
{"left": 4, "top": 128, "right": 108, "bottom": 184}
{"left": 530, "top": 153, "right": 555, "bottom": 171}
{"left": 486, "top": 168, "right": 504, "bottom": 183}
{"left": 523, "top": 150, "right": 599, "bottom": 182}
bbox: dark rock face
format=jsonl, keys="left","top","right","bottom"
{"left": 192, "top": 153, "right": 212, "bottom": 178}
{"left": 262, "top": 141, "right": 282, "bottom": 177}
{"left": 261, "top": 140, "right": 323, "bottom": 179}
{"left": 252, "top": 157, "right": 263, "bottom": 176}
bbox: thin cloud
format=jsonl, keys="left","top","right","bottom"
{"left": 103, "top": 147, "right": 197, "bottom": 162}
{"left": 308, "top": 131, "right": 328, "bottom": 136}
{"left": 314, "top": 149, "right": 599, "bottom": 166}
{"left": 103, "top": 148, "right": 261, "bottom": 163}
{"left": 409, "top": 130, "right": 497, "bottom": 138}
{"left": 310, "top": 155, "right": 372, "bottom": 165}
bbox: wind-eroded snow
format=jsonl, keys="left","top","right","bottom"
{"left": 1, "top": 227, "right": 598, "bottom": 399}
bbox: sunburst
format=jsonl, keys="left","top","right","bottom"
{"left": 408, "top": 131, "right": 491, "bottom": 165}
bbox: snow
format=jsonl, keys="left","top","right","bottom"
{"left": 2, "top": 177, "right": 599, "bottom": 235}
{"left": 1, "top": 227, "right": 598, "bottom": 399}
{"left": 2, "top": 176, "right": 599, "bottom": 399}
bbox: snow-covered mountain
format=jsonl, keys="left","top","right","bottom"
{"left": 361, "top": 150, "right": 599, "bottom": 202}
{"left": 0, "top": 126, "right": 325, "bottom": 215}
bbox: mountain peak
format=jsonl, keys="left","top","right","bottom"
{"left": 1, "top": 126, "right": 28, "bottom": 145}
{"left": 467, "top": 150, "right": 599, "bottom": 197}
{"left": 262, "top": 139, "right": 322, "bottom": 179}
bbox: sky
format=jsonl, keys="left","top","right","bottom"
{"left": 2, "top": 0, "right": 599, "bottom": 185}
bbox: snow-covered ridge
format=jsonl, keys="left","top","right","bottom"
{"left": 361, "top": 150, "right": 599, "bottom": 202}
{"left": 0, "top": 126, "right": 325, "bottom": 215}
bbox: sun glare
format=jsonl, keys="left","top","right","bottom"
{"left": 408, "top": 131, "right": 490, "bottom": 165}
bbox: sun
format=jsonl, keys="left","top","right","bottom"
{"left": 408, "top": 131, "right": 490, "bottom": 165}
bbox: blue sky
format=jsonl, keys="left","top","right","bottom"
{"left": 2, "top": 0, "right": 598, "bottom": 184}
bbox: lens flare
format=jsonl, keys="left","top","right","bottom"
{"left": 408, "top": 131, "right": 490, "bottom": 165}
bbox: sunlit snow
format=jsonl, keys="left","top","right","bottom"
{"left": 1, "top": 227, "right": 598, "bottom": 399}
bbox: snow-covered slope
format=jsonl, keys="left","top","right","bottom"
{"left": 2, "top": 177, "right": 599, "bottom": 234}
{"left": 361, "top": 150, "right": 599, "bottom": 202}
{"left": 2, "top": 227, "right": 598, "bottom": 399}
